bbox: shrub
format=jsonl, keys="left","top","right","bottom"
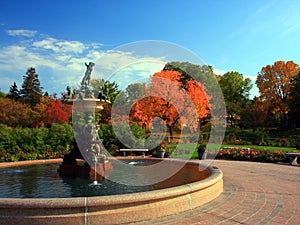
{"left": 98, "top": 123, "right": 122, "bottom": 153}
{"left": 0, "top": 123, "right": 73, "bottom": 162}
{"left": 99, "top": 122, "right": 147, "bottom": 153}
{"left": 164, "top": 144, "right": 176, "bottom": 158}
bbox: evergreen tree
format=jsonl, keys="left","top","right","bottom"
{"left": 19, "top": 67, "right": 43, "bottom": 106}
{"left": 7, "top": 82, "right": 20, "bottom": 101}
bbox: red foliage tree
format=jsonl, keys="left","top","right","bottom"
{"left": 34, "top": 97, "right": 72, "bottom": 127}
{"left": 129, "top": 70, "right": 210, "bottom": 136}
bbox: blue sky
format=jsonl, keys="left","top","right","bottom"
{"left": 0, "top": 0, "right": 300, "bottom": 98}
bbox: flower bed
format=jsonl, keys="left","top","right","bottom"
{"left": 209, "top": 147, "right": 297, "bottom": 163}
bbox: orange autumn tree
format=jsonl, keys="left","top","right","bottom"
{"left": 256, "top": 60, "right": 300, "bottom": 123}
{"left": 130, "top": 70, "right": 211, "bottom": 137}
{"left": 0, "top": 98, "right": 40, "bottom": 127}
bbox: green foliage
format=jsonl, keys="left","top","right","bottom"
{"left": 0, "top": 91, "right": 6, "bottom": 99}
{"left": 223, "top": 127, "right": 300, "bottom": 148}
{"left": 98, "top": 123, "right": 121, "bottom": 152}
{"left": 164, "top": 62, "right": 215, "bottom": 91}
{"left": 129, "top": 122, "right": 147, "bottom": 146}
{"left": 46, "top": 123, "right": 73, "bottom": 149}
{"left": 125, "top": 83, "right": 146, "bottom": 104}
{"left": 90, "top": 79, "right": 120, "bottom": 103}
{"left": 0, "top": 123, "right": 73, "bottom": 162}
{"left": 218, "top": 71, "right": 253, "bottom": 125}
{"left": 98, "top": 122, "right": 147, "bottom": 153}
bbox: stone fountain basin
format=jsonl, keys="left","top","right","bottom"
{"left": 0, "top": 158, "right": 223, "bottom": 225}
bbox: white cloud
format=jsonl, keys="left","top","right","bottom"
{"left": 95, "top": 50, "right": 165, "bottom": 76}
{"left": 213, "top": 68, "right": 227, "bottom": 75}
{"left": 32, "top": 37, "right": 86, "bottom": 54}
{"left": 0, "top": 76, "right": 19, "bottom": 92}
{"left": 6, "top": 29, "right": 37, "bottom": 37}
{"left": 244, "top": 75, "right": 257, "bottom": 81}
{"left": 0, "top": 36, "right": 166, "bottom": 94}
{"left": 213, "top": 68, "right": 257, "bottom": 82}
{"left": 92, "top": 50, "right": 166, "bottom": 90}
{"left": 107, "top": 60, "right": 165, "bottom": 89}
{"left": 32, "top": 37, "right": 58, "bottom": 51}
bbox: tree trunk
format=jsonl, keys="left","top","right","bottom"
{"left": 168, "top": 125, "right": 173, "bottom": 139}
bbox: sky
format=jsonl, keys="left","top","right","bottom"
{"left": 0, "top": 0, "right": 300, "bottom": 99}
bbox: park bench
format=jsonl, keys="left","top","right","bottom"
{"left": 286, "top": 153, "right": 300, "bottom": 166}
{"left": 120, "top": 149, "right": 149, "bottom": 157}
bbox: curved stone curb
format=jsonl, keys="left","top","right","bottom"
{"left": 132, "top": 160, "right": 300, "bottom": 225}
{"left": 0, "top": 158, "right": 63, "bottom": 168}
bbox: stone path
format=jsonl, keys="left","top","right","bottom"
{"left": 131, "top": 160, "right": 300, "bottom": 225}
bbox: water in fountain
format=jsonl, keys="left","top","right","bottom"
{"left": 0, "top": 160, "right": 210, "bottom": 198}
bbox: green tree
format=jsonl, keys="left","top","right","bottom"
{"left": 90, "top": 79, "right": 120, "bottom": 103}
{"left": 7, "top": 82, "right": 20, "bottom": 101}
{"left": 218, "top": 71, "right": 253, "bottom": 125}
{"left": 20, "top": 67, "right": 43, "bottom": 107}
{"left": 163, "top": 62, "right": 214, "bottom": 89}
{"left": 125, "top": 82, "right": 146, "bottom": 104}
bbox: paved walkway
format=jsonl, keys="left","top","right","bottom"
{"left": 131, "top": 160, "right": 300, "bottom": 225}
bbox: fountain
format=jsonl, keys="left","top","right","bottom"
{"left": 0, "top": 63, "right": 223, "bottom": 225}
{"left": 57, "top": 62, "right": 113, "bottom": 181}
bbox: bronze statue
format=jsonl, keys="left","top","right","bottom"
{"left": 81, "top": 62, "right": 95, "bottom": 86}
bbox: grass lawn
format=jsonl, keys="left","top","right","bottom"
{"left": 169, "top": 143, "right": 299, "bottom": 159}
{"left": 221, "top": 144, "right": 297, "bottom": 152}
{"left": 169, "top": 143, "right": 198, "bottom": 159}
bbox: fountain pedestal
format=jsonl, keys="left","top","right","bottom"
{"left": 58, "top": 62, "right": 113, "bottom": 180}
{"left": 58, "top": 99, "right": 113, "bottom": 180}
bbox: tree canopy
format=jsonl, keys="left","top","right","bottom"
{"left": 90, "top": 79, "right": 120, "bottom": 103}
{"left": 256, "top": 60, "right": 300, "bottom": 123}
{"left": 34, "top": 97, "right": 72, "bottom": 127}
{"left": 125, "top": 82, "right": 146, "bottom": 104}
{"left": 129, "top": 69, "right": 211, "bottom": 136}
{"left": 240, "top": 97, "right": 269, "bottom": 129}
{"left": 288, "top": 72, "right": 300, "bottom": 126}
{"left": 218, "top": 71, "right": 253, "bottom": 125}
{"left": 0, "top": 98, "right": 39, "bottom": 127}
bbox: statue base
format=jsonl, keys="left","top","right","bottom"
{"left": 58, "top": 160, "right": 113, "bottom": 179}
